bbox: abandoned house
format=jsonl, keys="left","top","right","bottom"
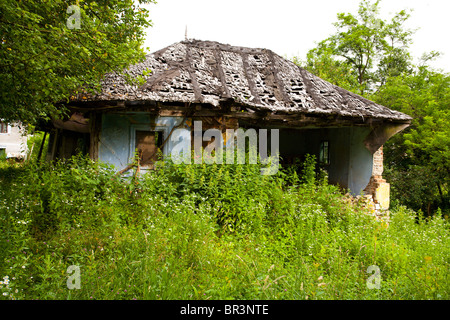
{"left": 41, "top": 39, "right": 412, "bottom": 210}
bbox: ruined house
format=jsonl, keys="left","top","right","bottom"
{"left": 43, "top": 40, "right": 412, "bottom": 210}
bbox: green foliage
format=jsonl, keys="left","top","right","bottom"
{"left": 294, "top": 47, "right": 359, "bottom": 93}
{"left": 0, "top": 0, "right": 154, "bottom": 124}
{"left": 295, "top": 0, "right": 413, "bottom": 95}
{"left": 0, "top": 156, "right": 448, "bottom": 300}
{"left": 293, "top": 0, "right": 449, "bottom": 217}
{"left": 374, "top": 66, "right": 450, "bottom": 215}
{"left": 26, "top": 130, "right": 49, "bottom": 163}
{"left": 376, "top": 66, "right": 450, "bottom": 171}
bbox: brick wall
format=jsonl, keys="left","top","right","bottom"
{"left": 372, "top": 145, "right": 384, "bottom": 176}
{"left": 364, "top": 145, "right": 390, "bottom": 211}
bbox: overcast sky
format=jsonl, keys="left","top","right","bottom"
{"left": 143, "top": 0, "right": 450, "bottom": 72}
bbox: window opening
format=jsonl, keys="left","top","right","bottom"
{"left": 319, "top": 140, "right": 330, "bottom": 165}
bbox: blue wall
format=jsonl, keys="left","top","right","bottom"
{"left": 98, "top": 113, "right": 190, "bottom": 171}
{"left": 347, "top": 127, "right": 373, "bottom": 195}
{"left": 98, "top": 113, "right": 374, "bottom": 194}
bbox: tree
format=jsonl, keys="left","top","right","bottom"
{"left": 295, "top": 0, "right": 449, "bottom": 215}
{"left": 0, "top": 0, "right": 154, "bottom": 124}
{"left": 295, "top": 47, "right": 359, "bottom": 93}
{"left": 374, "top": 61, "right": 450, "bottom": 215}
{"left": 297, "top": 0, "right": 413, "bottom": 95}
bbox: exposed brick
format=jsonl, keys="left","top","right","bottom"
{"left": 364, "top": 145, "right": 390, "bottom": 213}
{"left": 372, "top": 146, "right": 384, "bottom": 176}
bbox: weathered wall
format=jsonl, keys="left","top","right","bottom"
{"left": 327, "top": 128, "right": 351, "bottom": 190}
{"left": 363, "top": 146, "right": 390, "bottom": 210}
{"left": 98, "top": 113, "right": 189, "bottom": 171}
{"left": 347, "top": 127, "right": 373, "bottom": 195}
{"left": 372, "top": 146, "right": 384, "bottom": 176}
{"left": 97, "top": 113, "right": 376, "bottom": 196}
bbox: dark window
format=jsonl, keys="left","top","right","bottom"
{"left": 135, "top": 130, "right": 163, "bottom": 167}
{"left": 319, "top": 141, "right": 330, "bottom": 165}
{"left": 0, "top": 123, "right": 8, "bottom": 134}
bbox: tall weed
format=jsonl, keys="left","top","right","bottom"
{"left": 0, "top": 154, "right": 448, "bottom": 300}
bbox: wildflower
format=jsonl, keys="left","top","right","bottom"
{"left": 3, "top": 292, "right": 8, "bottom": 296}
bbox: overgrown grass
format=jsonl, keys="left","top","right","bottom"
{"left": 0, "top": 155, "right": 448, "bottom": 300}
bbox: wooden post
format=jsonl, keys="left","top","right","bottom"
{"left": 36, "top": 131, "right": 48, "bottom": 162}
{"left": 89, "top": 112, "right": 101, "bottom": 161}
{"left": 50, "top": 129, "right": 59, "bottom": 161}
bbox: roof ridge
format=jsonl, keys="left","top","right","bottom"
{"left": 180, "top": 39, "right": 276, "bottom": 56}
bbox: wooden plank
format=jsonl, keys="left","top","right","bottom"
{"left": 89, "top": 112, "right": 101, "bottom": 161}
{"left": 135, "top": 130, "right": 159, "bottom": 167}
{"left": 49, "top": 129, "right": 59, "bottom": 161}
{"left": 159, "top": 109, "right": 186, "bottom": 117}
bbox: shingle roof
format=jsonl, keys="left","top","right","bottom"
{"left": 83, "top": 39, "right": 412, "bottom": 122}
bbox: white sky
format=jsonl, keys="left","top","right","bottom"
{"left": 143, "top": 0, "right": 450, "bottom": 73}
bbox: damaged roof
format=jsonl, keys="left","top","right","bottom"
{"left": 81, "top": 39, "right": 412, "bottom": 122}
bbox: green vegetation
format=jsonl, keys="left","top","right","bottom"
{"left": 294, "top": 0, "right": 449, "bottom": 216}
{"left": 378, "top": 66, "right": 450, "bottom": 216}
{"left": 0, "top": 156, "right": 448, "bottom": 300}
{"left": 0, "top": 0, "right": 448, "bottom": 301}
{"left": 0, "top": 0, "right": 154, "bottom": 124}
{"left": 26, "top": 130, "right": 50, "bottom": 164}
